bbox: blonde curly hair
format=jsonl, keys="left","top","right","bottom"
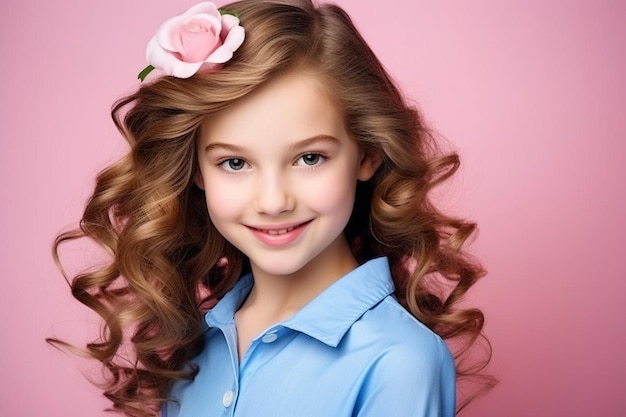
{"left": 51, "top": 0, "right": 493, "bottom": 415}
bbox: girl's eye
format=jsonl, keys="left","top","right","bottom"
{"left": 219, "top": 158, "right": 248, "bottom": 172}
{"left": 296, "top": 153, "right": 325, "bottom": 167}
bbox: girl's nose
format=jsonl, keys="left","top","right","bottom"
{"left": 254, "top": 172, "right": 295, "bottom": 216}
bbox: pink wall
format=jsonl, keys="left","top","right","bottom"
{"left": 1, "top": 0, "right": 625, "bottom": 416}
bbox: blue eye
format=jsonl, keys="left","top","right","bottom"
{"left": 296, "top": 153, "right": 325, "bottom": 167}
{"left": 220, "top": 158, "right": 248, "bottom": 172}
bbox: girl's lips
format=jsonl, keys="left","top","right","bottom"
{"left": 247, "top": 221, "right": 312, "bottom": 247}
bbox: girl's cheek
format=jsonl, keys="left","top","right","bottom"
{"left": 205, "top": 179, "right": 249, "bottom": 216}
{"left": 306, "top": 167, "right": 357, "bottom": 209}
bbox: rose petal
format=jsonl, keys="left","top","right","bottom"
{"left": 146, "top": 36, "right": 164, "bottom": 63}
{"left": 170, "top": 61, "right": 204, "bottom": 79}
{"left": 155, "top": 15, "right": 187, "bottom": 52}
{"left": 157, "top": 14, "right": 222, "bottom": 53}
{"left": 180, "top": 28, "right": 220, "bottom": 62}
{"left": 185, "top": 13, "right": 222, "bottom": 30}
{"left": 177, "top": 16, "right": 221, "bottom": 61}
{"left": 223, "top": 25, "right": 245, "bottom": 51}
{"left": 205, "top": 46, "right": 232, "bottom": 64}
{"left": 146, "top": 36, "right": 203, "bottom": 78}
{"left": 205, "top": 24, "right": 245, "bottom": 63}
{"left": 220, "top": 14, "right": 240, "bottom": 34}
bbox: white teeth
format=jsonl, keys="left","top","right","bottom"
{"left": 264, "top": 226, "right": 295, "bottom": 235}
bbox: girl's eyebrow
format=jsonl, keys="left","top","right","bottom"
{"left": 204, "top": 135, "right": 339, "bottom": 153}
{"left": 203, "top": 142, "right": 246, "bottom": 153}
{"left": 291, "top": 135, "right": 339, "bottom": 150}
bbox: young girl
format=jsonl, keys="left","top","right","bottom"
{"left": 53, "top": 1, "right": 491, "bottom": 416}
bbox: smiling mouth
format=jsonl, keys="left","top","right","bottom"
{"left": 246, "top": 221, "right": 311, "bottom": 247}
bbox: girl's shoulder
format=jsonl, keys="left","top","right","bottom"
{"left": 355, "top": 294, "right": 452, "bottom": 364}
{"left": 346, "top": 294, "right": 456, "bottom": 416}
{"left": 325, "top": 256, "right": 451, "bottom": 364}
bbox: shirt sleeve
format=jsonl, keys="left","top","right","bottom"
{"left": 353, "top": 337, "right": 456, "bottom": 417}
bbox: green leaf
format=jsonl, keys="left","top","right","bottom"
{"left": 138, "top": 65, "right": 155, "bottom": 82}
{"left": 219, "top": 8, "right": 239, "bottom": 18}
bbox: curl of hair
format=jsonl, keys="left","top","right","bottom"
{"left": 51, "top": 0, "right": 494, "bottom": 415}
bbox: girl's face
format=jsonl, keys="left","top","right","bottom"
{"left": 196, "top": 72, "right": 379, "bottom": 279}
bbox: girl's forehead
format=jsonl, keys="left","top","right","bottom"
{"left": 200, "top": 72, "right": 348, "bottom": 148}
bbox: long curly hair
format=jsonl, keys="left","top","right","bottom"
{"left": 51, "top": 0, "right": 493, "bottom": 415}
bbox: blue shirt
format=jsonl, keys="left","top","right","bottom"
{"left": 163, "top": 257, "right": 456, "bottom": 417}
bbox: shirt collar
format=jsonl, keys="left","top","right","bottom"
{"left": 206, "top": 257, "right": 394, "bottom": 348}
{"left": 205, "top": 273, "right": 254, "bottom": 327}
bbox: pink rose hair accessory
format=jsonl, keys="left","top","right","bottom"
{"left": 138, "top": 2, "right": 245, "bottom": 81}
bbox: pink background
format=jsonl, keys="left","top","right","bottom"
{"left": 1, "top": 0, "right": 625, "bottom": 416}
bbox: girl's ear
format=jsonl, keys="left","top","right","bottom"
{"left": 193, "top": 170, "right": 205, "bottom": 190}
{"left": 357, "top": 150, "right": 383, "bottom": 181}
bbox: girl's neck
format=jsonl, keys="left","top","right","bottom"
{"left": 238, "top": 235, "right": 357, "bottom": 324}
{"left": 234, "top": 234, "right": 356, "bottom": 361}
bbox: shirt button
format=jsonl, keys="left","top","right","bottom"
{"left": 261, "top": 332, "right": 278, "bottom": 343}
{"left": 222, "top": 389, "right": 235, "bottom": 408}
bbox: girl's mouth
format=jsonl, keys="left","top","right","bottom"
{"left": 248, "top": 221, "right": 311, "bottom": 247}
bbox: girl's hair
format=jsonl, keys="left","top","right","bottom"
{"left": 51, "top": 0, "right": 493, "bottom": 415}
